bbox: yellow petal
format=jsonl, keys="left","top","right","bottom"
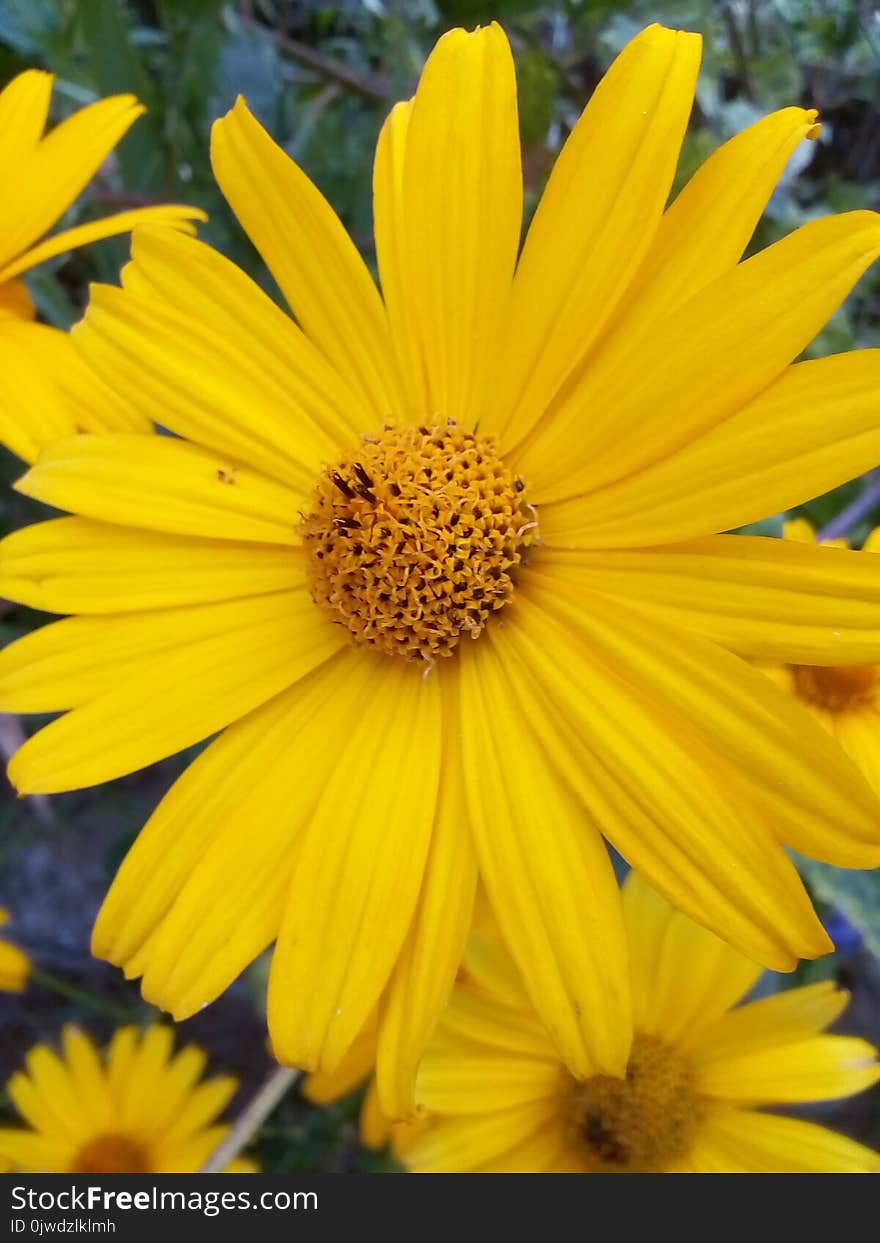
{"left": 529, "top": 572, "right": 880, "bottom": 870}
{"left": 403, "top": 1101, "right": 556, "bottom": 1173}
{"left": 360, "top": 1080, "right": 392, "bottom": 1151}
{"left": 0, "top": 1130, "right": 70, "bottom": 1173}
{"left": 7, "top": 589, "right": 344, "bottom": 793}
{"left": 269, "top": 654, "right": 442, "bottom": 1073}
{"left": 123, "top": 653, "right": 382, "bottom": 1021}
{"left": 621, "top": 871, "right": 762, "bottom": 1050}
{"left": 520, "top": 211, "right": 880, "bottom": 501}
{"left": 439, "top": 986, "right": 555, "bottom": 1062}
{"left": 5, "top": 94, "right": 144, "bottom": 266}
{"left": 696, "top": 981, "right": 850, "bottom": 1065}
{"left": 75, "top": 227, "right": 369, "bottom": 487}
{"left": 0, "top": 517, "right": 304, "bottom": 614}
{"left": 832, "top": 709, "right": 880, "bottom": 797}
{"left": 372, "top": 100, "right": 422, "bottom": 412}
{"left": 508, "top": 583, "right": 830, "bottom": 967}
{"left": 416, "top": 1047, "right": 560, "bottom": 1115}
{"left": 60, "top": 1028, "right": 112, "bottom": 1130}
{"left": 0, "top": 593, "right": 322, "bottom": 714}
{"left": 541, "top": 351, "right": 880, "bottom": 547}
{"left": 0, "top": 70, "right": 53, "bottom": 174}
{"left": 494, "top": 24, "right": 701, "bottom": 447}
{"left": 211, "top": 99, "right": 402, "bottom": 418}
{"left": 15, "top": 433, "right": 305, "bottom": 544}
{"left": 136, "top": 1045, "right": 210, "bottom": 1143}
{"left": 697, "top": 1034, "right": 880, "bottom": 1104}
{"left": 609, "top": 107, "right": 821, "bottom": 348}
{"left": 696, "top": 1107, "right": 880, "bottom": 1173}
{"left": 0, "top": 204, "right": 205, "bottom": 284}
{"left": 302, "top": 1017, "right": 377, "bottom": 1105}
{"left": 0, "top": 279, "right": 36, "bottom": 321}
{"left": 458, "top": 632, "right": 632, "bottom": 1079}
{"left": 17, "top": 1047, "right": 91, "bottom": 1144}
{"left": 537, "top": 536, "right": 880, "bottom": 668}
{"left": 93, "top": 657, "right": 359, "bottom": 1010}
{"left": 376, "top": 673, "right": 478, "bottom": 1119}
{"left": 0, "top": 319, "right": 150, "bottom": 464}
{"left": 461, "top": 927, "right": 531, "bottom": 1012}
{"left": 388, "top": 24, "right": 522, "bottom": 425}
{"left": 0, "top": 938, "right": 29, "bottom": 992}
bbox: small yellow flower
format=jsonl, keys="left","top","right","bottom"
{"left": 0, "top": 1026, "right": 257, "bottom": 1173}
{"left": 404, "top": 873, "right": 880, "bottom": 1173}
{"left": 760, "top": 519, "right": 880, "bottom": 791}
{"left": 0, "top": 907, "right": 29, "bottom": 993}
{"left": 4, "top": 23, "right": 880, "bottom": 1118}
{"left": 0, "top": 69, "right": 205, "bottom": 461}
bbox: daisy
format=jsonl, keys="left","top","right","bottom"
{"left": 0, "top": 68, "right": 204, "bottom": 461}
{"left": 760, "top": 519, "right": 880, "bottom": 792}
{"left": 3, "top": 23, "right": 880, "bottom": 1117}
{"left": 405, "top": 872, "right": 880, "bottom": 1173}
{"left": 0, "top": 907, "right": 29, "bottom": 992}
{"left": 0, "top": 1025, "right": 256, "bottom": 1173}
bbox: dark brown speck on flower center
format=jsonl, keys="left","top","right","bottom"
{"left": 565, "top": 1034, "right": 701, "bottom": 1173}
{"left": 70, "top": 1132, "right": 152, "bottom": 1173}
{"left": 791, "top": 663, "right": 878, "bottom": 714}
{"left": 301, "top": 422, "right": 538, "bottom": 662}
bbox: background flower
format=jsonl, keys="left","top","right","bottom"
{"left": 0, "top": 1025, "right": 257, "bottom": 1172}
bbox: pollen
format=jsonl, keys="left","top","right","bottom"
{"left": 70, "top": 1132, "right": 152, "bottom": 1173}
{"left": 301, "top": 422, "right": 538, "bottom": 662}
{"left": 565, "top": 1034, "right": 701, "bottom": 1173}
{"left": 791, "top": 663, "right": 878, "bottom": 714}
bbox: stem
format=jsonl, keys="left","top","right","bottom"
{"left": 817, "top": 470, "right": 880, "bottom": 542}
{"left": 200, "top": 1066, "right": 301, "bottom": 1173}
{"left": 29, "top": 966, "right": 138, "bottom": 1023}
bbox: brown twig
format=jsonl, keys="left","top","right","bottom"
{"left": 199, "top": 1065, "right": 301, "bottom": 1173}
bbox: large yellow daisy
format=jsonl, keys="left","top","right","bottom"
{"left": 405, "top": 873, "right": 880, "bottom": 1173}
{"left": 0, "top": 1025, "right": 256, "bottom": 1173}
{"left": 3, "top": 23, "right": 880, "bottom": 1117}
{"left": 0, "top": 68, "right": 204, "bottom": 461}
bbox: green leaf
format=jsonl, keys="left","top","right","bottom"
{"left": 76, "top": 0, "right": 165, "bottom": 190}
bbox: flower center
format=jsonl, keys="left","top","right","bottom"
{"left": 301, "top": 422, "right": 537, "bottom": 662}
{"left": 565, "top": 1034, "right": 700, "bottom": 1173}
{"left": 70, "top": 1132, "right": 152, "bottom": 1173}
{"left": 791, "top": 663, "right": 878, "bottom": 713}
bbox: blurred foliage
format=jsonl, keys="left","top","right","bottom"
{"left": 1, "top": 0, "right": 880, "bottom": 1169}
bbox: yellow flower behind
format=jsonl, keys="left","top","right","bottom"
{"left": 0, "top": 69, "right": 205, "bottom": 461}
{"left": 0, "top": 1026, "right": 257, "bottom": 1173}
{"left": 0, "top": 907, "right": 29, "bottom": 992}
{"left": 405, "top": 873, "right": 880, "bottom": 1173}
{"left": 760, "top": 519, "right": 880, "bottom": 792}
{"left": 5, "top": 23, "right": 880, "bottom": 1118}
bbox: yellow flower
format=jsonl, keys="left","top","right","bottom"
{"left": 3, "top": 23, "right": 880, "bottom": 1116}
{"left": 0, "top": 1025, "right": 257, "bottom": 1173}
{"left": 0, "top": 68, "right": 205, "bottom": 461}
{"left": 405, "top": 872, "right": 880, "bottom": 1173}
{"left": 760, "top": 519, "right": 880, "bottom": 791}
{"left": 0, "top": 907, "right": 29, "bottom": 992}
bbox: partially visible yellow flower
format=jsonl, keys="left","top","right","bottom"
{"left": 0, "top": 1026, "right": 257, "bottom": 1173}
{"left": 760, "top": 519, "right": 880, "bottom": 792}
{"left": 404, "top": 873, "right": 880, "bottom": 1173}
{"left": 0, "top": 907, "right": 29, "bottom": 992}
{"left": 0, "top": 69, "right": 205, "bottom": 461}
